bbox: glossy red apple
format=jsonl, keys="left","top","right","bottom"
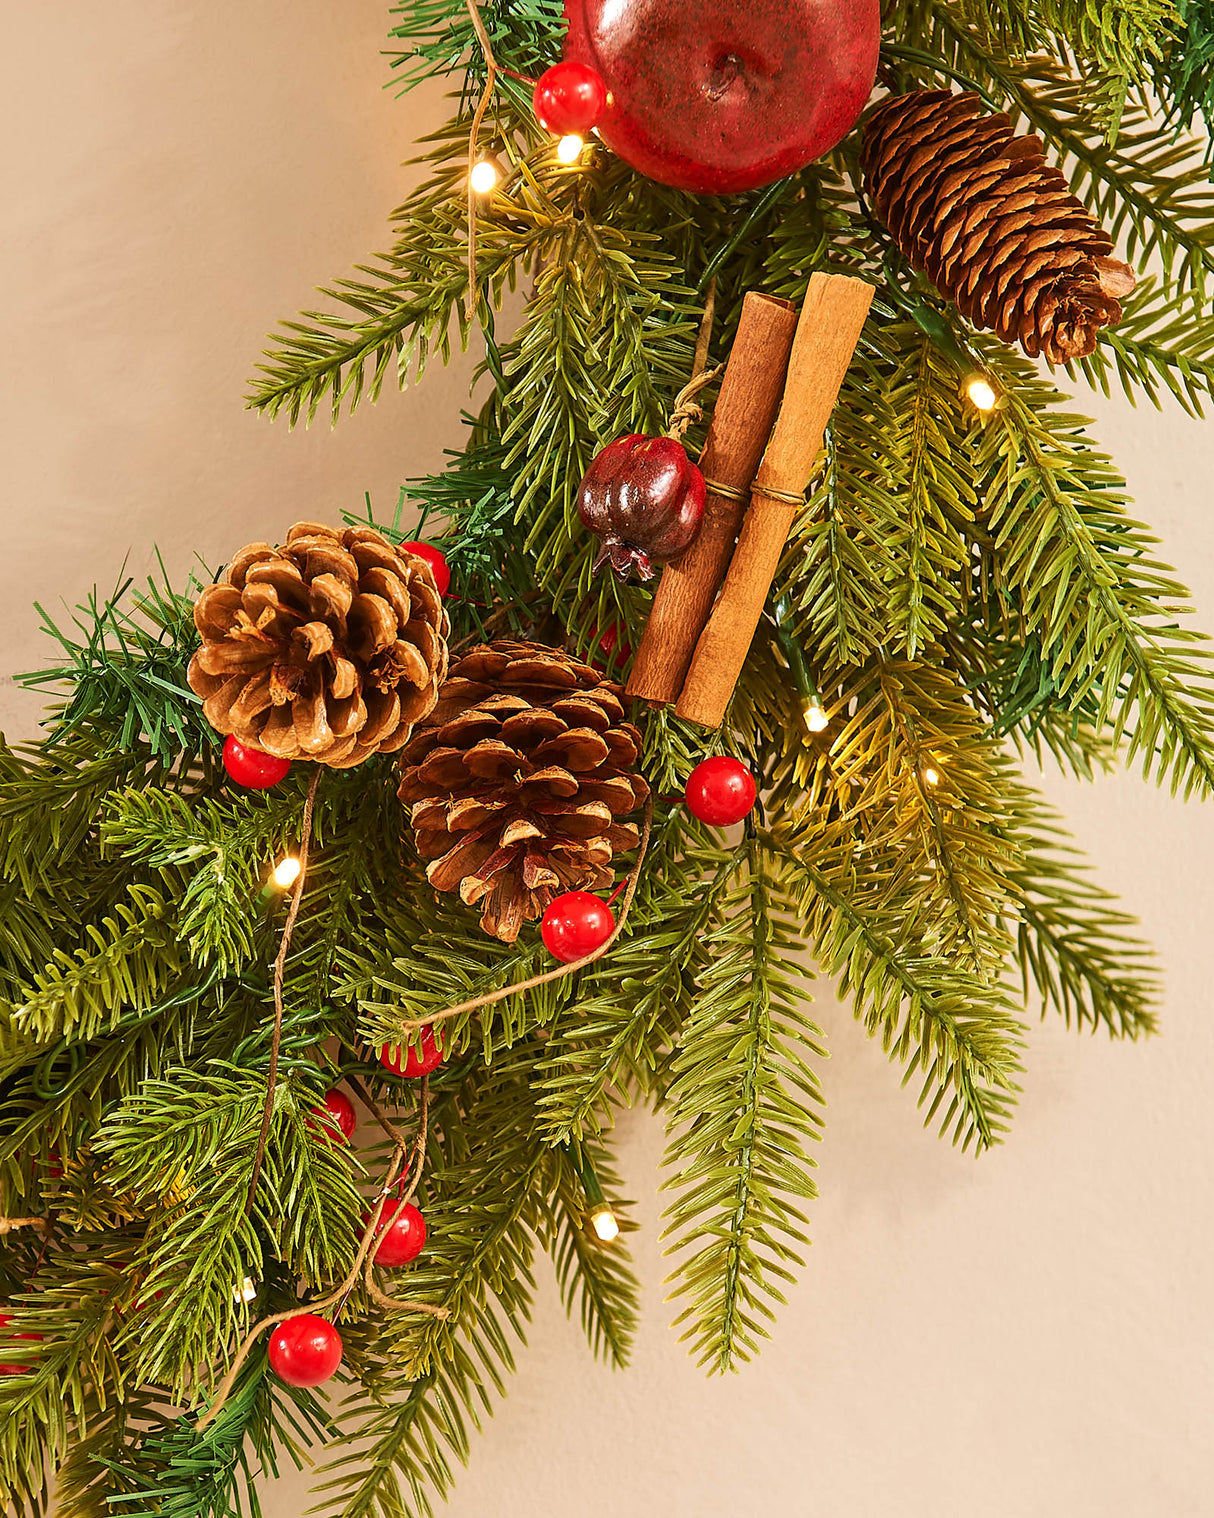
{"left": 562, "top": 0, "right": 880, "bottom": 194}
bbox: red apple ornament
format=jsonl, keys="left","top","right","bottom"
{"left": 578, "top": 435, "right": 706, "bottom": 581}
{"left": 561, "top": 0, "right": 880, "bottom": 194}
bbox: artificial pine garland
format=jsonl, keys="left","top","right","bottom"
{"left": 2, "top": 0, "right": 1214, "bottom": 1511}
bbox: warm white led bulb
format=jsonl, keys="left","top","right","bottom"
{"left": 589, "top": 1204, "right": 619, "bottom": 1242}
{"left": 966, "top": 375, "right": 998, "bottom": 413}
{"left": 272, "top": 856, "right": 302, "bottom": 888}
{"left": 233, "top": 1276, "right": 257, "bottom": 1304}
{"left": 469, "top": 158, "right": 499, "bottom": 194}
{"left": 556, "top": 133, "right": 585, "bottom": 164}
{"left": 922, "top": 766, "right": 941, "bottom": 787}
{"left": 804, "top": 700, "right": 830, "bottom": 735}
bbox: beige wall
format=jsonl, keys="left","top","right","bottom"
{"left": 4, "top": 6, "right": 1212, "bottom": 1515}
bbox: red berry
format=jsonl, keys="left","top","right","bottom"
{"left": 0, "top": 1313, "right": 43, "bottom": 1377}
{"left": 364, "top": 1200, "right": 427, "bottom": 1267}
{"left": 400, "top": 541, "right": 451, "bottom": 597}
{"left": 222, "top": 735, "right": 292, "bottom": 790}
{"left": 541, "top": 891, "right": 615, "bottom": 963}
{"left": 267, "top": 1314, "right": 343, "bottom": 1388}
{"left": 533, "top": 61, "right": 608, "bottom": 135}
{"left": 589, "top": 622, "right": 633, "bottom": 672}
{"left": 313, "top": 1088, "right": 356, "bottom": 1142}
{"left": 380, "top": 1027, "right": 444, "bottom": 1078}
{"left": 685, "top": 757, "right": 757, "bottom": 826}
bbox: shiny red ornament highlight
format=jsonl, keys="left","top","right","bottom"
{"left": 541, "top": 890, "right": 615, "bottom": 963}
{"left": 380, "top": 1026, "right": 444, "bottom": 1078}
{"left": 364, "top": 1199, "right": 428, "bottom": 1267}
{"left": 577, "top": 434, "right": 706, "bottom": 581}
{"left": 533, "top": 60, "right": 609, "bottom": 134}
{"left": 685, "top": 756, "right": 757, "bottom": 825}
{"left": 222, "top": 734, "right": 292, "bottom": 790}
{"left": 268, "top": 1314, "right": 343, "bottom": 1387}
{"left": 400, "top": 541, "right": 451, "bottom": 597}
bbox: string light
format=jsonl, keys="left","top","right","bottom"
{"left": 469, "top": 157, "right": 499, "bottom": 195}
{"left": 964, "top": 374, "right": 998, "bottom": 413}
{"left": 556, "top": 133, "right": 584, "bottom": 164}
{"left": 233, "top": 1276, "right": 257, "bottom": 1304}
{"left": 803, "top": 698, "right": 830, "bottom": 734}
{"left": 922, "top": 766, "right": 941, "bottom": 787}
{"left": 588, "top": 1204, "right": 620, "bottom": 1243}
{"left": 272, "top": 856, "right": 302, "bottom": 889}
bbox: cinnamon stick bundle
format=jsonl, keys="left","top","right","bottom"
{"left": 676, "top": 273, "right": 874, "bottom": 729}
{"left": 626, "top": 292, "right": 798, "bottom": 706}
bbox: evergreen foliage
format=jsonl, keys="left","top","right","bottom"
{"left": 1, "top": 0, "right": 1209, "bottom": 1510}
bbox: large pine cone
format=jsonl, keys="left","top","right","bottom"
{"left": 860, "top": 90, "right": 1136, "bottom": 364}
{"left": 188, "top": 522, "right": 449, "bottom": 768}
{"left": 398, "top": 640, "right": 650, "bottom": 943}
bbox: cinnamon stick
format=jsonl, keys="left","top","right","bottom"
{"left": 676, "top": 273, "right": 874, "bottom": 729}
{"left": 626, "top": 292, "right": 798, "bottom": 706}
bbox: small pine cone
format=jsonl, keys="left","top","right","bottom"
{"left": 398, "top": 639, "right": 650, "bottom": 943}
{"left": 860, "top": 90, "right": 1136, "bottom": 364}
{"left": 188, "top": 522, "right": 449, "bottom": 768}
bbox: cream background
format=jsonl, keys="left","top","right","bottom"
{"left": 3, "top": 5, "right": 1213, "bottom": 1515}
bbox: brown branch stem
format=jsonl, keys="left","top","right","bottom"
{"left": 245, "top": 767, "right": 322, "bottom": 1216}
{"left": 463, "top": 0, "right": 500, "bottom": 323}
{"left": 199, "top": 1079, "right": 439, "bottom": 1432}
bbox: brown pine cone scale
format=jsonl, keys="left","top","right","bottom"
{"left": 188, "top": 522, "right": 449, "bottom": 768}
{"left": 398, "top": 640, "right": 650, "bottom": 943}
{"left": 861, "top": 90, "right": 1136, "bottom": 364}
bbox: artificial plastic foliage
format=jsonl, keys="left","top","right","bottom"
{"left": 2, "top": 1, "right": 1214, "bottom": 1514}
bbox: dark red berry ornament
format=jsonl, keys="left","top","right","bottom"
{"left": 364, "top": 1199, "right": 427, "bottom": 1267}
{"left": 380, "top": 1026, "right": 444, "bottom": 1078}
{"left": 400, "top": 541, "right": 451, "bottom": 597}
{"left": 578, "top": 435, "right": 706, "bottom": 580}
{"left": 222, "top": 734, "right": 292, "bottom": 790}
{"left": 0, "top": 1313, "right": 42, "bottom": 1377}
{"left": 561, "top": 0, "right": 880, "bottom": 194}
{"left": 534, "top": 60, "right": 609, "bottom": 135}
{"left": 314, "top": 1088, "right": 356, "bottom": 1142}
{"left": 541, "top": 890, "right": 615, "bottom": 963}
{"left": 268, "top": 1314, "right": 343, "bottom": 1387}
{"left": 685, "top": 757, "right": 757, "bottom": 826}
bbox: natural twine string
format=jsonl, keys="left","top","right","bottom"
{"left": 463, "top": 0, "right": 500, "bottom": 323}
{"left": 391, "top": 795, "right": 653, "bottom": 1036}
{"left": 667, "top": 279, "right": 720, "bottom": 442}
{"left": 198, "top": 1076, "right": 443, "bottom": 1433}
{"left": 245, "top": 767, "right": 322, "bottom": 1217}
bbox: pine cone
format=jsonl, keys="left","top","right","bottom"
{"left": 860, "top": 90, "right": 1136, "bottom": 364}
{"left": 188, "top": 522, "right": 449, "bottom": 768}
{"left": 398, "top": 639, "right": 650, "bottom": 943}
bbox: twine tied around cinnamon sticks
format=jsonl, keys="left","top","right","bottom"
{"left": 628, "top": 273, "right": 873, "bottom": 726}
